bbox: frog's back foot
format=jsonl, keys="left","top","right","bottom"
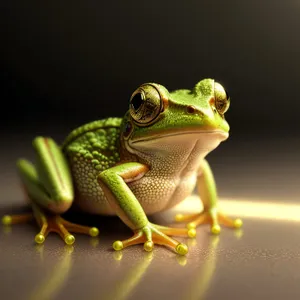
{"left": 2, "top": 204, "right": 99, "bottom": 245}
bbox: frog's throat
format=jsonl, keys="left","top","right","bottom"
{"left": 129, "top": 130, "right": 228, "bottom": 145}
{"left": 124, "top": 130, "right": 227, "bottom": 174}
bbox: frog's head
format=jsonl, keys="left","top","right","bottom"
{"left": 122, "top": 79, "right": 230, "bottom": 155}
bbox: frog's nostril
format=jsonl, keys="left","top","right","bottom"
{"left": 186, "top": 105, "right": 196, "bottom": 114}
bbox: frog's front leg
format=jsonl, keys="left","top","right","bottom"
{"left": 175, "top": 159, "right": 243, "bottom": 234}
{"left": 98, "top": 162, "right": 189, "bottom": 255}
{"left": 2, "top": 137, "right": 99, "bottom": 244}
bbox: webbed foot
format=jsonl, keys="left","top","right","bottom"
{"left": 175, "top": 208, "right": 242, "bottom": 234}
{"left": 112, "top": 223, "right": 190, "bottom": 255}
{"left": 2, "top": 205, "right": 99, "bottom": 245}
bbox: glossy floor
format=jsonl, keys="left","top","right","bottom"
{"left": 1, "top": 133, "right": 300, "bottom": 300}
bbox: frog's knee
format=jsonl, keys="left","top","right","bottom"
{"left": 47, "top": 200, "right": 73, "bottom": 214}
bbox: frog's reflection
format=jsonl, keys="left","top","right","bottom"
{"left": 234, "top": 228, "right": 244, "bottom": 239}
{"left": 184, "top": 235, "right": 220, "bottom": 300}
{"left": 28, "top": 245, "right": 74, "bottom": 300}
{"left": 90, "top": 236, "right": 100, "bottom": 248}
{"left": 92, "top": 235, "right": 220, "bottom": 300}
{"left": 99, "top": 251, "right": 153, "bottom": 300}
{"left": 2, "top": 224, "right": 12, "bottom": 235}
{"left": 176, "top": 238, "right": 198, "bottom": 266}
{"left": 113, "top": 250, "right": 123, "bottom": 261}
{"left": 34, "top": 244, "right": 45, "bottom": 260}
{"left": 22, "top": 228, "right": 241, "bottom": 300}
{"left": 100, "top": 230, "right": 237, "bottom": 300}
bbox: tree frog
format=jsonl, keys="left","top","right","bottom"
{"left": 2, "top": 79, "right": 242, "bottom": 255}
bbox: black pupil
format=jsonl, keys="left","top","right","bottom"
{"left": 225, "top": 90, "right": 229, "bottom": 99}
{"left": 131, "top": 93, "right": 144, "bottom": 111}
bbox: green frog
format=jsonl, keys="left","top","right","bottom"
{"left": 2, "top": 79, "right": 242, "bottom": 255}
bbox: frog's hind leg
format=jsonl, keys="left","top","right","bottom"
{"left": 174, "top": 159, "right": 242, "bottom": 234}
{"left": 2, "top": 137, "right": 99, "bottom": 244}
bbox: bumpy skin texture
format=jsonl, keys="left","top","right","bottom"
{"left": 3, "top": 79, "right": 242, "bottom": 255}
{"left": 63, "top": 118, "right": 123, "bottom": 215}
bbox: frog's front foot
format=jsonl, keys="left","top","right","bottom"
{"left": 112, "top": 223, "right": 190, "bottom": 255}
{"left": 175, "top": 208, "right": 242, "bottom": 235}
{"left": 2, "top": 206, "right": 99, "bottom": 245}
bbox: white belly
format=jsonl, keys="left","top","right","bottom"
{"left": 74, "top": 171, "right": 197, "bottom": 216}
{"left": 127, "top": 171, "right": 197, "bottom": 215}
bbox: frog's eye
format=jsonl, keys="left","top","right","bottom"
{"left": 214, "top": 82, "right": 230, "bottom": 114}
{"left": 129, "top": 84, "right": 162, "bottom": 125}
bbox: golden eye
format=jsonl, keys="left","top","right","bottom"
{"left": 129, "top": 84, "right": 162, "bottom": 125}
{"left": 214, "top": 82, "right": 230, "bottom": 114}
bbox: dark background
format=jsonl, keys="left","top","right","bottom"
{"left": 1, "top": 1, "right": 299, "bottom": 138}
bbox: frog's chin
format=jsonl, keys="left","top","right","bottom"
{"left": 129, "top": 130, "right": 229, "bottom": 154}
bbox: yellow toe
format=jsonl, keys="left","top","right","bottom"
{"left": 187, "top": 222, "right": 196, "bottom": 229}
{"left": 176, "top": 243, "right": 188, "bottom": 255}
{"left": 89, "top": 227, "right": 99, "bottom": 237}
{"left": 144, "top": 241, "right": 154, "bottom": 252}
{"left": 113, "top": 240, "right": 123, "bottom": 251}
{"left": 35, "top": 234, "right": 45, "bottom": 244}
{"left": 211, "top": 225, "right": 221, "bottom": 235}
{"left": 64, "top": 234, "right": 75, "bottom": 245}
{"left": 2, "top": 215, "right": 12, "bottom": 225}
{"left": 234, "top": 218, "right": 243, "bottom": 228}
{"left": 188, "top": 228, "right": 197, "bottom": 238}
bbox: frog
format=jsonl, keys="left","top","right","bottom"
{"left": 2, "top": 79, "right": 242, "bottom": 255}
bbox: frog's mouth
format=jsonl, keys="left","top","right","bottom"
{"left": 130, "top": 129, "right": 228, "bottom": 144}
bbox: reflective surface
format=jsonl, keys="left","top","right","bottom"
{"left": 1, "top": 134, "right": 300, "bottom": 300}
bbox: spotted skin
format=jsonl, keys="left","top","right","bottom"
{"left": 63, "top": 120, "right": 122, "bottom": 214}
